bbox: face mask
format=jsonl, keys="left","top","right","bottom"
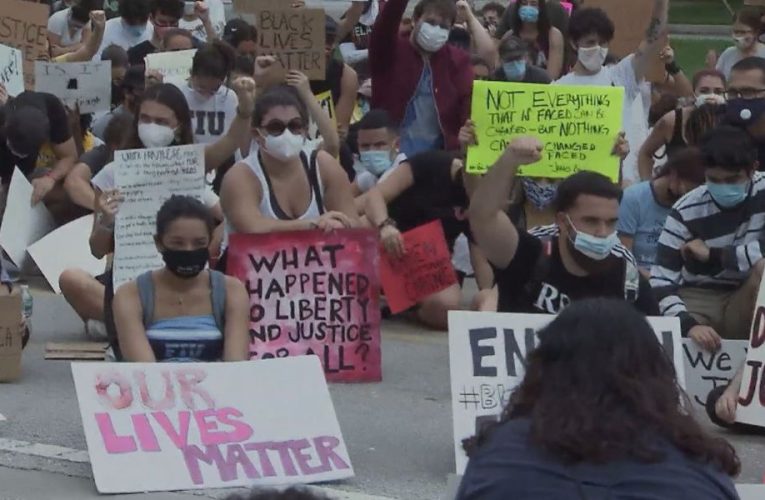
{"left": 138, "top": 123, "right": 177, "bottom": 148}
{"left": 577, "top": 45, "right": 608, "bottom": 72}
{"left": 263, "top": 130, "right": 305, "bottom": 161}
{"left": 416, "top": 22, "right": 450, "bottom": 53}
{"left": 695, "top": 93, "right": 725, "bottom": 107}
{"left": 123, "top": 20, "right": 147, "bottom": 38}
{"left": 502, "top": 59, "right": 527, "bottom": 81}
{"left": 726, "top": 97, "right": 765, "bottom": 126}
{"left": 733, "top": 35, "right": 753, "bottom": 50}
{"left": 707, "top": 180, "right": 749, "bottom": 208}
{"left": 566, "top": 215, "right": 618, "bottom": 261}
{"left": 360, "top": 150, "right": 394, "bottom": 177}
{"left": 522, "top": 178, "right": 557, "bottom": 210}
{"left": 518, "top": 5, "right": 539, "bottom": 23}
{"left": 162, "top": 248, "right": 209, "bottom": 279}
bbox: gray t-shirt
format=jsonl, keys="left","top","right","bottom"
{"left": 716, "top": 44, "right": 765, "bottom": 80}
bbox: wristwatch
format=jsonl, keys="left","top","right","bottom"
{"left": 378, "top": 218, "right": 396, "bottom": 230}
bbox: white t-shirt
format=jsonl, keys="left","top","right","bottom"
{"left": 355, "top": 152, "right": 407, "bottom": 193}
{"left": 95, "top": 17, "right": 154, "bottom": 59}
{"left": 47, "top": 8, "right": 84, "bottom": 47}
{"left": 179, "top": 18, "right": 207, "bottom": 42}
{"left": 168, "top": 78, "right": 239, "bottom": 146}
{"left": 716, "top": 44, "right": 765, "bottom": 80}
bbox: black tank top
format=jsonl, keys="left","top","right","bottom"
{"left": 663, "top": 108, "right": 687, "bottom": 159}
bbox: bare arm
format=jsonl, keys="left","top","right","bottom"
{"left": 49, "top": 138, "right": 78, "bottom": 181}
{"left": 222, "top": 276, "right": 250, "bottom": 361}
{"left": 336, "top": 1, "right": 366, "bottom": 45}
{"left": 64, "top": 162, "right": 96, "bottom": 210}
{"left": 62, "top": 10, "right": 105, "bottom": 63}
{"left": 637, "top": 111, "right": 674, "bottom": 180}
{"left": 459, "top": 1, "right": 499, "bottom": 69}
{"left": 469, "top": 243, "right": 495, "bottom": 291}
{"left": 317, "top": 152, "right": 360, "bottom": 224}
{"left": 204, "top": 77, "right": 255, "bottom": 171}
{"left": 633, "top": 0, "right": 669, "bottom": 82}
{"left": 90, "top": 187, "right": 116, "bottom": 258}
{"left": 335, "top": 65, "right": 359, "bottom": 140}
{"left": 546, "top": 28, "right": 565, "bottom": 80}
{"left": 364, "top": 163, "right": 415, "bottom": 226}
{"left": 114, "top": 282, "right": 157, "bottom": 362}
{"left": 286, "top": 71, "right": 340, "bottom": 157}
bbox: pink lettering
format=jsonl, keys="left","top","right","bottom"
{"left": 131, "top": 413, "right": 160, "bottom": 452}
{"left": 269, "top": 441, "right": 299, "bottom": 476}
{"left": 175, "top": 368, "right": 214, "bottom": 409}
{"left": 314, "top": 436, "right": 350, "bottom": 470}
{"left": 135, "top": 370, "right": 175, "bottom": 411}
{"left": 95, "top": 413, "right": 136, "bottom": 454}
{"left": 152, "top": 410, "right": 191, "bottom": 449}
{"left": 216, "top": 408, "right": 254, "bottom": 443}
{"left": 244, "top": 442, "right": 277, "bottom": 477}
{"left": 289, "top": 438, "right": 329, "bottom": 474}
{"left": 225, "top": 443, "right": 260, "bottom": 480}
{"left": 182, "top": 444, "right": 224, "bottom": 485}
{"left": 195, "top": 409, "right": 222, "bottom": 445}
{"left": 95, "top": 371, "right": 133, "bottom": 410}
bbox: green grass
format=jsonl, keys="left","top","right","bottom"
{"left": 670, "top": 0, "right": 743, "bottom": 25}
{"left": 673, "top": 38, "right": 732, "bottom": 76}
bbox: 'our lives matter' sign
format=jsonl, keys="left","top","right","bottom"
{"left": 227, "top": 230, "right": 382, "bottom": 383}
{"left": 72, "top": 358, "right": 354, "bottom": 493}
{"left": 448, "top": 311, "right": 685, "bottom": 474}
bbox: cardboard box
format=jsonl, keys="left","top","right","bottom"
{"left": 0, "top": 292, "right": 23, "bottom": 382}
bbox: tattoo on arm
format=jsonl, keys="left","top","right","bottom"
{"left": 645, "top": 17, "right": 661, "bottom": 44}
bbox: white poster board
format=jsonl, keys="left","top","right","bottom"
{"left": 737, "top": 279, "right": 765, "bottom": 425}
{"left": 145, "top": 49, "right": 196, "bottom": 80}
{"left": 71, "top": 357, "right": 354, "bottom": 493}
{"left": 0, "top": 168, "right": 55, "bottom": 269}
{"left": 28, "top": 215, "right": 107, "bottom": 293}
{"left": 448, "top": 311, "right": 685, "bottom": 474}
{"left": 683, "top": 339, "right": 748, "bottom": 411}
{"left": 34, "top": 61, "right": 111, "bottom": 113}
{"left": 113, "top": 145, "right": 205, "bottom": 291}
{"left": 0, "top": 43, "right": 24, "bottom": 97}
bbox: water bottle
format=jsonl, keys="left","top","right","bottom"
{"left": 20, "top": 285, "right": 32, "bottom": 321}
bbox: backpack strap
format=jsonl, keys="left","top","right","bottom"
{"left": 307, "top": 149, "right": 325, "bottom": 215}
{"left": 623, "top": 259, "right": 640, "bottom": 303}
{"left": 135, "top": 271, "right": 155, "bottom": 329}
{"left": 209, "top": 270, "right": 227, "bottom": 332}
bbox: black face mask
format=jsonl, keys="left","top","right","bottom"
{"left": 162, "top": 248, "right": 209, "bottom": 279}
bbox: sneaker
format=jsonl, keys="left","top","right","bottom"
{"left": 85, "top": 320, "right": 108, "bottom": 341}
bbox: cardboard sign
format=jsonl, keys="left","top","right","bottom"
{"left": 581, "top": 0, "right": 652, "bottom": 58}
{"left": 227, "top": 229, "right": 382, "bottom": 383}
{"left": 0, "top": 0, "right": 49, "bottom": 88}
{"left": 71, "top": 357, "right": 354, "bottom": 493}
{"left": 0, "top": 292, "right": 22, "bottom": 382}
{"left": 28, "top": 215, "right": 107, "bottom": 294}
{"left": 0, "top": 43, "right": 24, "bottom": 97}
{"left": 683, "top": 339, "right": 748, "bottom": 411}
{"left": 737, "top": 279, "right": 765, "bottom": 426}
{"left": 0, "top": 168, "right": 55, "bottom": 270}
{"left": 379, "top": 220, "right": 458, "bottom": 314}
{"left": 35, "top": 61, "right": 112, "bottom": 113}
{"left": 145, "top": 49, "right": 197, "bottom": 80}
{"left": 113, "top": 145, "right": 205, "bottom": 291}
{"left": 448, "top": 311, "right": 685, "bottom": 474}
{"left": 308, "top": 90, "right": 337, "bottom": 141}
{"left": 467, "top": 81, "right": 624, "bottom": 181}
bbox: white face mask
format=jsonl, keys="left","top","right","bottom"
{"left": 138, "top": 123, "right": 176, "bottom": 148}
{"left": 695, "top": 93, "right": 726, "bottom": 107}
{"left": 263, "top": 130, "right": 305, "bottom": 161}
{"left": 416, "top": 22, "right": 450, "bottom": 53}
{"left": 577, "top": 45, "right": 608, "bottom": 72}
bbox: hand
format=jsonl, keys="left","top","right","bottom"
{"left": 285, "top": 70, "right": 311, "bottom": 97}
{"left": 194, "top": 1, "right": 210, "bottom": 22}
{"left": 715, "top": 387, "right": 739, "bottom": 424}
{"left": 253, "top": 55, "right": 277, "bottom": 81}
{"left": 689, "top": 325, "right": 722, "bottom": 352}
{"left": 231, "top": 75, "right": 256, "bottom": 116}
{"left": 681, "top": 239, "right": 710, "bottom": 263}
{"left": 380, "top": 224, "right": 405, "bottom": 259}
{"left": 455, "top": 0, "right": 472, "bottom": 23}
{"left": 90, "top": 10, "right": 106, "bottom": 31}
{"left": 506, "top": 136, "right": 543, "bottom": 166}
{"left": 145, "top": 69, "right": 164, "bottom": 86}
{"left": 313, "top": 211, "right": 352, "bottom": 233}
{"left": 0, "top": 84, "right": 8, "bottom": 106}
{"left": 659, "top": 45, "right": 675, "bottom": 64}
{"left": 458, "top": 119, "right": 477, "bottom": 149}
{"left": 31, "top": 176, "right": 56, "bottom": 205}
{"left": 611, "top": 131, "right": 629, "bottom": 160}
{"left": 96, "top": 189, "right": 124, "bottom": 228}
{"left": 705, "top": 49, "right": 718, "bottom": 70}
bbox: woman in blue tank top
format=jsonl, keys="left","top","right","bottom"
{"left": 113, "top": 196, "right": 250, "bottom": 362}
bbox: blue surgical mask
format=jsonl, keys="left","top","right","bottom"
{"left": 707, "top": 180, "right": 749, "bottom": 208}
{"left": 566, "top": 215, "right": 618, "bottom": 261}
{"left": 518, "top": 5, "right": 539, "bottom": 23}
{"left": 522, "top": 178, "right": 556, "bottom": 210}
{"left": 360, "top": 150, "right": 394, "bottom": 177}
{"left": 502, "top": 59, "right": 527, "bottom": 81}
{"left": 726, "top": 98, "right": 765, "bottom": 127}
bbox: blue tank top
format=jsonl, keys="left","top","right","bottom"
{"left": 146, "top": 315, "right": 223, "bottom": 362}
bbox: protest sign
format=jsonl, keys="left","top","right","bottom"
{"left": 683, "top": 339, "right": 748, "bottom": 411}
{"left": 379, "top": 220, "right": 458, "bottom": 314}
{"left": 308, "top": 90, "right": 337, "bottom": 141}
{"left": 736, "top": 279, "right": 765, "bottom": 426}
{"left": 582, "top": 0, "right": 652, "bottom": 58}
{"left": 467, "top": 81, "right": 624, "bottom": 181}
{"left": 35, "top": 61, "right": 112, "bottom": 114}
{"left": 145, "top": 49, "right": 197, "bottom": 80}
{"left": 0, "top": 0, "right": 49, "bottom": 88}
{"left": 113, "top": 145, "right": 205, "bottom": 291}
{"left": 0, "top": 292, "right": 23, "bottom": 382}
{"left": 28, "top": 215, "right": 107, "bottom": 294}
{"left": 72, "top": 357, "right": 354, "bottom": 493}
{"left": 227, "top": 230, "right": 382, "bottom": 383}
{"left": 448, "top": 311, "right": 685, "bottom": 473}
{"left": 0, "top": 43, "right": 23, "bottom": 97}
{"left": 0, "top": 168, "right": 55, "bottom": 270}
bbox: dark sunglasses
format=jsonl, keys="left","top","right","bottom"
{"left": 261, "top": 118, "right": 305, "bottom": 136}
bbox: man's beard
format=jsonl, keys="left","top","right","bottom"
{"left": 565, "top": 237, "right": 616, "bottom": 275}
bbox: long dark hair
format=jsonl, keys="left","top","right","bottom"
{"left": 465, "top": 299, "right": 740, "bottom": 477}
{"left": 511, "top": 0, "right": 552, "bottom": 55}
{"left": 126, "top": 83, "right": 195, "bottom": 149}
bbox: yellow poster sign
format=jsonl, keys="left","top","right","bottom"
{"left": 467, "top": 81, "right": 624, "bottom": 181}
{"left": 308, "top": 91, "right": 337, "bottom": 140}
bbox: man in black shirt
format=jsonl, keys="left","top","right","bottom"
{"left": 470, "top": 137, "right": 658, "bottom": 316}
{"left": 127, "top": 0, "right": 184, "bottom": 66}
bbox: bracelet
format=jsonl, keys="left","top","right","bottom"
{"left": 665, "top": 62, "right": 681, "bottom": 76}
{"left": 378, "top": 218, "right": 396, "bottom": 230}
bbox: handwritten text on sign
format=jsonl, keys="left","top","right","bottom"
{"left": 736, "top": 279, "right": 765, "bottom": 426}
{"left": 379, "top": 220, "right": 458, "bottom": 314}
{"left": 684, "top": 339, "right": 748, "bottom": 411}
{"left": 145, "top": 49, "right": 197, "bottom": 80}
{"left": 35, "top": 61, "right": 112, "bottom": 113}
{"left": 0, "top": 43, "right": 23, "bottom": 97}
{"left": 255, "top": 8, "right": 326, "bottom": 80}
{"left": 227, "top": 230, "right": 382, "bottom": 382}
{"left": 113, "top": 145, "right": 205, "bottom": 291}
{"left": 467, "top": 81, "right": 624, "bottom": 181}
{"left": 0, "top": 0, "right": 49, "bottom": 88}
{"left": 71, "top": 358, "right": 353, "bottom": 493}
{"left": 448, "top": 311, "right": 685, "bottom": 474}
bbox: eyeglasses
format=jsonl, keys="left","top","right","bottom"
{"left": 261, "top": 118, "right": 305, "bottom": 136}
{"left": 153, "top": 20, "right": 179, "bottom": 28}
{"left": 724, "top": 88, "right": 765, "bottom": 100}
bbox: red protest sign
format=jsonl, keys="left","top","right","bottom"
{"left": 227, "top": 229, "right": 382, "bottom": 383}
{"left": 379, "top": 220, "right": 458, "bottom": 314}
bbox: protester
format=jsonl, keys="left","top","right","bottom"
{"left": 352, "top": 110, "right": 406, "bottom": 197}
{"left": 638, "top": 69, "right": 726, "bottom": 180}
{"left": 179, "top": 0, "right": 218, "bottom": 42}
{"left": 160, "top": 27, "right": 195, "bottom": 52}
{"left": 494, "top": 34, "right": 552, "bottom": 83}
{"left": 453, "top": 1, "right": 500, "bottom": 72}
{"left": 469, "top": 137, "right": 658, "bottom": 315}
{"left": 503, "top": 0, "right": 565, "bottom": 79}
{"left": 651, "top": 126, "right": 765, "bottom": 351}
{"left": 458, "top": 298, "right": 740, "bottom": 499}
{"left": 370, "top": 0, "right": 473, "bottom": 156}
{"left": 496, "top": 0, "right": 569, "bottom": 42}
{"left": 92, "top": 65, "right": 145, "bottom": 140}
{"left": 724, "top": 56, "right": 765, "bottom": 162}
{"left": 126, "top": 0, "right": 184, "bottom": 66}
{"left": 47, "top": 0, "right": 96, "bottom": 57}
{"left": 113, "top": 195, "right": 249, "bottom": 362}
{"left": 619, "top": 148, "right": 706, "bottom": 273}
{"left": 480, "top": 2, "right": 505, "bottom": 37}
{"left": 51, "top": 9, "right": 107, "bottom": 63}
{"left": 222, "top": 19, "right": 258, "bottom": 59}
{"left": 95, "top": 0, "right": 153, "bottom": 58}
{"left": 717, "top": 7, "right": 765, "bottom": 80}
{"left": 100, "top": 44, "right": 130, "bottom": 112}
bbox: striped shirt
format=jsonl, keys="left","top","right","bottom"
{"left": 650, "top": 173, "right": 765, "bottom": 332}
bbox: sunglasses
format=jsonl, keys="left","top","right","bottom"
{"left": 261, "top": 118, "right": 305, "bottom": 136}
